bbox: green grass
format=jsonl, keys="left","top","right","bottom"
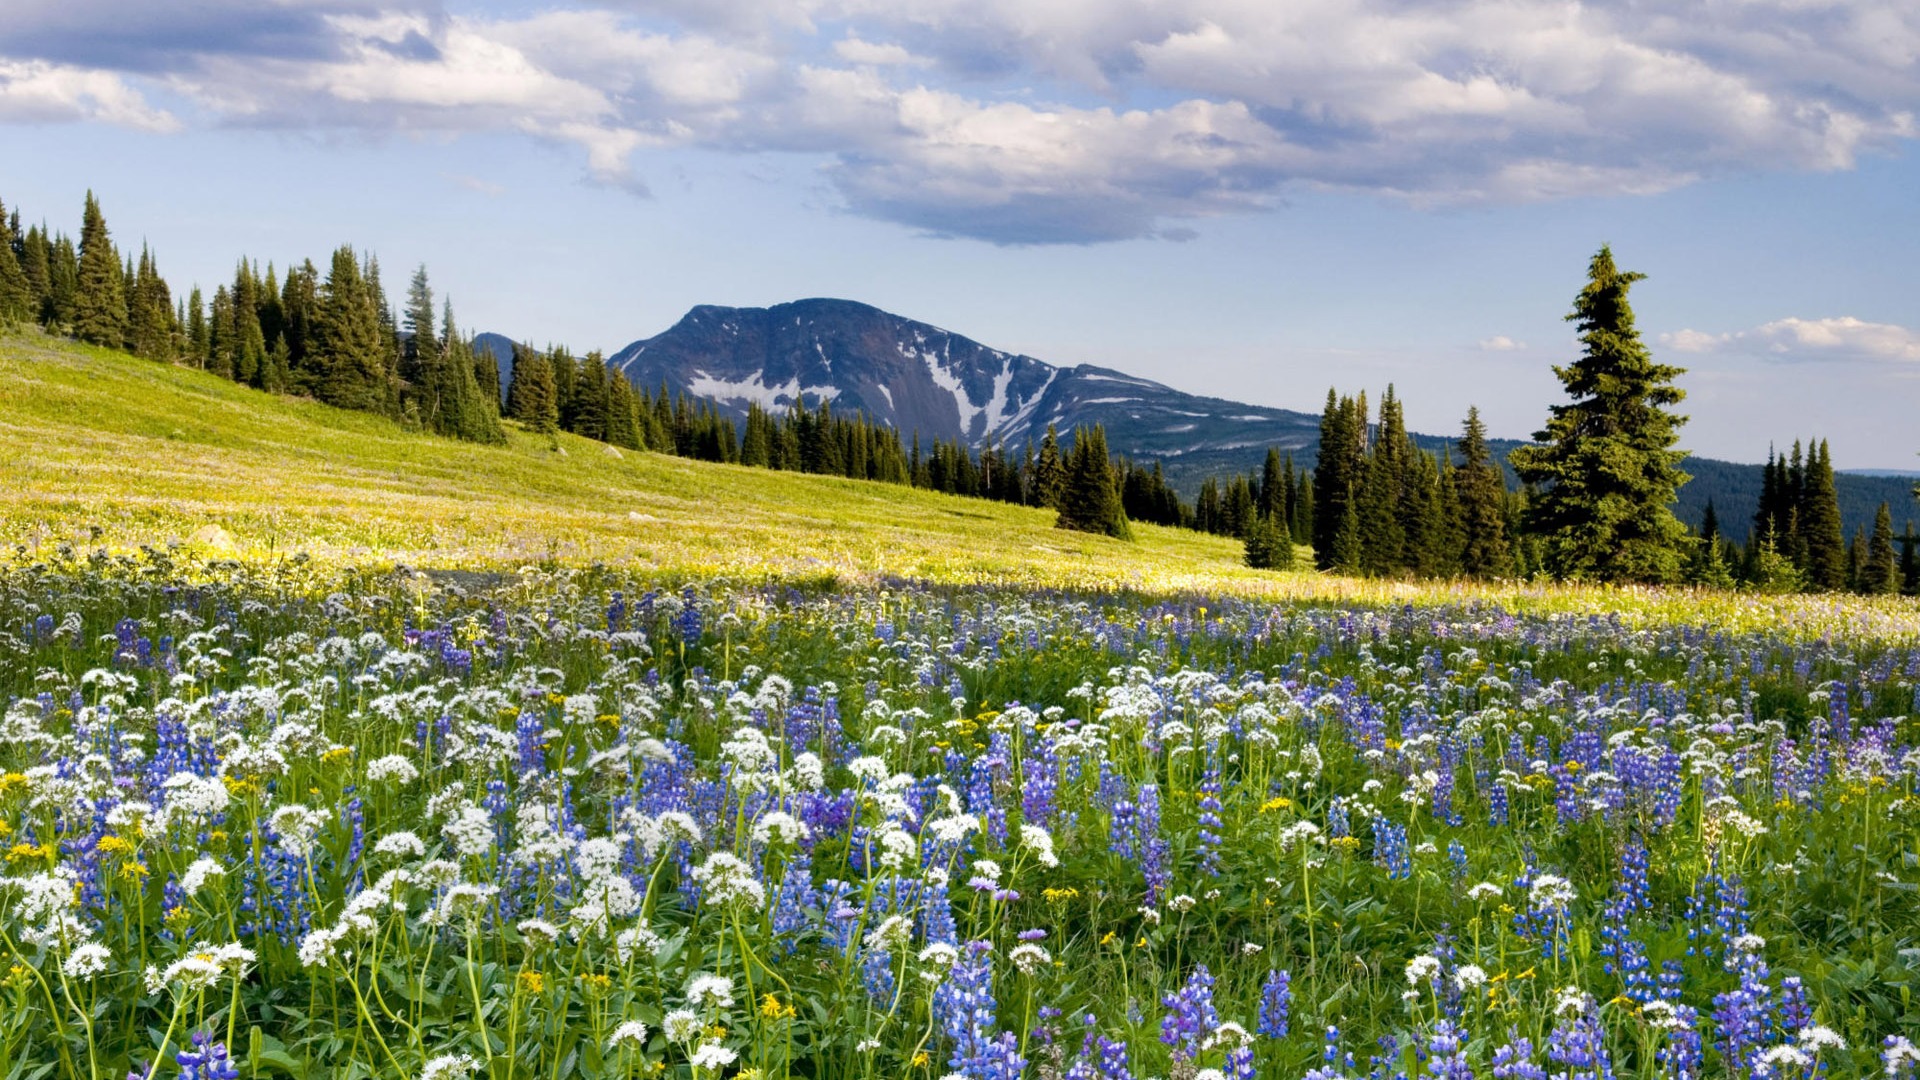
{"left": 0, "top": 329, "right": 1278, "bottom": 591}
{"left": 6, "top": 328, "right": 1918, "bottom": 639}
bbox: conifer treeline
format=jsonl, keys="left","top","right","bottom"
{"left": 1, "top": 190, "right": 504, "bottom": 444}
{"left": 1308, "top": 389, "right": 1518, "bottom": 579}
{"left": 1733, "top": 440, "right": 1912, "bottom": 595}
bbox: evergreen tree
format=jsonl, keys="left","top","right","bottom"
{"left": 126, "top": 244, "right": 174, "bottom": 361}
{"left": 1258, "top": 448, "right": 1285, "bottom": 521}
{"left": 573, "top": 353, "right": 611, "bottom": 442}
{"left": 1056, "top": 425, "right": 1130, "bottom": 540}
{"left": 313, "top": 246, "right": 394, "bottom": 414}
{"left": 1899, "top": 525, "right": 1919, "bottom": 597}
{"left": 1798, "top": 439, "right": 1846, "bottom": 590}
{"left": 1509, "top": 246, "right": 1691, "bottom": 583}
{"left": 281, "top": 260, "right": 320, "bottom": 390}
{"left": 1032, "top": 425, "right": 1066, "bottom": 508}
{"left": 72, "top": 191, "right": 127, "bottom": 346}
{"left": 440, "top": 303, "right": 503, "bottom": 443}
{"left": 508, "top": 347, "right": 559, "bottom": 438}
{"left": 231, "top": 262, "right": 267, "bottom": 385}
{"left": 401, "top": 264, "right": 438, "bottom": 397}
{"left": 1291, "top": 464, "right": 1313, "bottom": 544}
{"left": 207, "top": 285, "right": 236, "bottom": 379}
{"left": 1312, "top": 389, "right": 1366, "bottom": 571}
{"left": 1357, "top": 387, "right": 1412, "bottom": 575}
{"left": 1685, "top": 531, "right": 1736, "bottom": 589}
{"left": 1859, "top": 503, "right": 1897, "bottom": 594}
{"left": 184, "top": 287, "right": 209, "bottom": 367}
{"left": 605, "top": 367, "right": 642, "bottom": 450}
{"left": 0, "top": 196, "right": 29, "bottom": 325}
{"left": 46, "top": 234, "right": 79, "bottom": 330}
{"left": 1454, "top": 406, "right": 1510, "bottom": 577}
{"left": 20, "top": 226, "right": 52, "bottom": 321}
{"left": 1745, "top": 528, "right": 1804, "bottom": 594}
{"left": 1243, "top": 511, "right": 1294, "bottom": 570}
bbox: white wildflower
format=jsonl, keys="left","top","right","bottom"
{"left": 691, "top": 852, "right": 766, "bottom": 911}
{"left": 366, "top": 754, "right": 419, "bottom": 784}
{"left": 607, "top": 1020, "right": 649, "bottom": 1051}
{"left": 374, "top": 831, "right": 426, "bottom": 858}
{"left": 62, "top": 942, "right": 111, "bottom": 980}
{"left": 686, "top": 973, "right": 735, "bottom": 1010}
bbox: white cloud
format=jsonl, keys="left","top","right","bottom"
{"left": 1477, "top": 335, "right": 1525, "bottom": 352}
{"left": 1660, "top": 316, "right": 1920, "bottom": 362}
{"left": 2, "top": 0, "right": 1918, "bottom": 241}
{"left": 833, "top": 35, "right": 922, "bottom": 67}
{"left": 0, "top": 59, "right": 178, "bottom": 131}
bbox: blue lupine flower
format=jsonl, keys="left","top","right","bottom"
{"left": 1258, "top": 968, "right": 1291, "bottom": 1039}
{"left": 1159, "top": 964, "right": 1218, "bottom": 1064}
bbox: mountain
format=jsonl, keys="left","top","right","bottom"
{"left": 605, "top": 298, "right": 1321, "bottom": 465}
{"left": 475, "top": 332, "right": 516, "bottom": 399}
{"left": 488, "top": 298, "right": 1916, "bottom": 539}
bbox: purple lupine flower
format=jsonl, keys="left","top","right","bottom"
{"left": 1430, "top": 1021, "right": 1475, "bottom": 1080}
{"left": 1159, "top": 964, "right": 1218, "bottom": 1063}
{"left": 1493, "top": 1035, "right": 1547, "bottom": 1080}
{"left": 1258, "top": 968, "right": 1292, "bottom": 1039}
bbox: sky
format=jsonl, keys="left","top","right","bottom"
{"left": 1, "top": 0, "right": 1916, "bottom": 468}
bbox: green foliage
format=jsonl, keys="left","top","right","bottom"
{"left": 1798, "top": 440, "right": 1847, "bottom": 590}
{"left": 1858, "top": 502, "right": 1899, "bottom": 595}
{"left": 1056, "top": 423, "right": 1131, "bottom": 540}
{"left": 1454, "top": 406, "right": 1511, "bottom": 577}
{"left": 1510, "top": 245, "right": 1692, "bottom": 583}
{"left": 1242, "top": 511, "right": 1295, "bottom": 569}
{"left": 71, "top": 191, "right": 127, "bottom": 347}
{"left": 313, "top": 246, "right": 398, "bottom": 416}
{"left": 0, "top": 196, "right": 30, "bottom": 326}
{"left": 1745, "top": 530, "right": 1806, "bottom": 594}
{"left": 507, "top": 345, "right": 560, "bottom": 437}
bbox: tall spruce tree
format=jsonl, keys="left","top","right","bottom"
{"left": 0, "top": 196, "right": 30, "bottom": 325}
{"left": 439, "top": 302, "right": 504, "bottom": 444}
{"left": 1798, "top": 439, "right": 1846, "bottom": 590}
{"left": 1454, "top": 406, "right": 1510, "bottom": 577}
{"left": 125, "top": 244, "right": 173, "bottom": 360}
{"left": 1056, "top": 425, "right": 1130, "bottom": 540}
{"left": 401, "top": 265, "right": 438, "bottom": 400}
{"left": 1859, "top": 503, "right": 1898, "bottom": 595}
{"left": 313, "top": 246, "right": 394, "bottom": 414}
{"left": 1243, "top": 510, "right": 1293, "bottom": 570}
{"left": 1312, "top": 389, "right": 1366, "bottom": 571}
{"left": 184, "top": 287, "right": 209, "bottom": 366}
{"left": 1900, "top": 525, "right": 1919, "bottom": 597}
{"left": 1032, "top": 425, "right": 1066, "bottom": 508}
{"left": 1509, "top": 246, "right": 1690, "bottom": 583}
{"left": 508, "top": 347, "right": 559, "bottom": 438}
{"left": 72, "top": 191, "right": 128, "bottom": 346}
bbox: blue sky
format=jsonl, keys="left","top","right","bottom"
{"left": 2, "top": 0, "right": 1916, "bottom": 467}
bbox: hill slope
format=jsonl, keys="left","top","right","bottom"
{"left": 0, "top": 329, "right": 1278, "bottom": 591}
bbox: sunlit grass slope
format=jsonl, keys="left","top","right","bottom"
{"left": 5, "top": 329, "right": 1918, "bottom": 637}
{"left": 0, "top": 329, "right": 1280, "bottom": 591}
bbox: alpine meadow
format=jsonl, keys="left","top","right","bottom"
{"left": 1, "top": 4, "right": 1919, "bottom": 1080}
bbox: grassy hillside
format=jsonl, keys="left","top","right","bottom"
{"left": 6, "top": 330, "right": 1918, "bottom": 636}
{"left": 0, "top": 329, "right": 1280, "bottom": 591}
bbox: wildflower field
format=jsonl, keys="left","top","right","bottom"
{"left": 3, "top": 547, "right": 1920, "bottom": 1080}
